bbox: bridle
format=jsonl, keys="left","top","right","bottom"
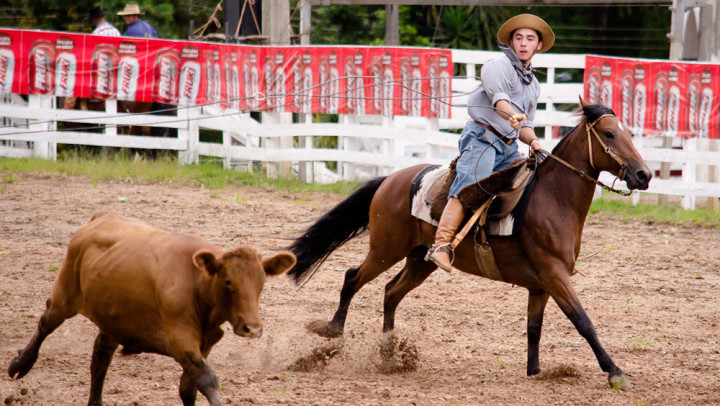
{"left": 539, "top": 113, "right": 631, "bottom": 196}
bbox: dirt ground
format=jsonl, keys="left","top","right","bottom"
{"left": 1, "top": 172, "right": 719, "bottom": 406}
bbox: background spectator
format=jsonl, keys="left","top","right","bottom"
{"left": 117, "top": 3, "right": 157, "bottom": 38}
{"left": 89, "top": 6, "right": 121, "bottom": 36}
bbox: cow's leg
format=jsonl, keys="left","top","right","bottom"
{"left": 544, "top": 270, "right": 630, "bottom": 389}
{"left": 382, "top": 249, "right": 436, "bottom": 332}
{"left": 526, "top": 290, "right": 549, "bottom": 376}
{"left": 8, "top": 298, "right": 74, "bottom": 379}
{"left": 88, "top": 333, "right": 119, "bottom": 406}
{"left": 177, "top": 352, "right": 222, "bottom": 406}
{"left": 179, "top": 371, "right": 197, "bottom": 406}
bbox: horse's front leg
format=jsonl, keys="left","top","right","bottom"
{"left": 544, "top": 270, "right": 630, "bottom": 389}
{"left": 526, "top": 290, "right": 549, "bottom": 376}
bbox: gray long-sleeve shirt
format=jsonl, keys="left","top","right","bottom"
{"left": 467, "top": 54, "right": 540, "bottom": 140}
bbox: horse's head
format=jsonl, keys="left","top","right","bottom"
{"left": 579, "top": 97, "right": 652, "bottom": 190}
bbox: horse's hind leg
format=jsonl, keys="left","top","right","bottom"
{"left": 8, "top": 297, "right": 75, "bottom": 379}
{"left": 383, "top": 247, "right": 437, "bottom": 332}
{"left": 88, "top": 333, "right": 119, "bottom": 406}
{"left": 311, "top": 247, "right": 407, "bottom": 338}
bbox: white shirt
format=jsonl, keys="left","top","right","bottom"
{"left": 92, "top": 21, "right": 121, "bottom": 37}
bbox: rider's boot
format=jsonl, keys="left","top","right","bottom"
{"left": 425, "top": 198, "right": 465, "bottom": 272}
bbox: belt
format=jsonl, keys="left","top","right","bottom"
{"left": 474, "top": 120, "right": 515, "bottom": 145}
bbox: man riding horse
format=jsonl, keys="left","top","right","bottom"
{"left": 426, "top": 14, "right": 553, "bottom": 272}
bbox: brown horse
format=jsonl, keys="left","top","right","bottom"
{"left": 287, "top": 100, "right": 651, "bottom": 389}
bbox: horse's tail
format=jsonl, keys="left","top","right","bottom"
{"left": 287, "top": 176, "right": 387, "bottom": 285}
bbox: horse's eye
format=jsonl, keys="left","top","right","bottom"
{"left": 224, "top": 279, "right": 233, "bottom": 289}
{"left": 603, "top": 130, "right": 614, "bottom": 139}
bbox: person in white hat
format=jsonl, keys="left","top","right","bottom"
{"left": 426, "top": 14, "right": 555, "bottom": 272}
{"left": 117, "top": 3, "right": 157, "bottom": 38}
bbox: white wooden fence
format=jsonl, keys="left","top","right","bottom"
{"left": 1, "top": 49, "right": 719, "bottom": 209}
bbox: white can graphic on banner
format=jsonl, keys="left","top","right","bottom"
{"left": 0, "top": 49, "right": 14, "bottom": 96}
{"left": 687, "top": 75, "right": 700, "bottom": 135}
{"left": 438, "top": 54, "right": 450, "bottom": 118}
{"left": 318, "top": 57, "right": 329, "bottom": 113}
{"left": 302, "top": 66, "right": 313, "bottom": 113}
{"left": 54, "top": 52, "right": 76, "bottom": 98}
{"left": 599, "top": 61, "right": 612, "bottom": 109}
{"left": 411, "top": 68, "right": 422, "bottom": 117}
{"left": 698, "top": 87, "right": 713, "bottom": 138}
{"left": 274, "top": 51, "right": 285, "bottom": 112}
{"left": 410, "top": 52, "right": 422, "bottom": 117}
{"left": 178, "top": 61, "right": 201, "bottom": 105}
{"left": 666, "top": 85, "right": 680, "bottom": 137}
{"left": 344, "top": 56, "right": 355, "bottom": 114}
{"left": 632, "top": 83, "right": 646, "bottom": 135}
{"left": 263, "top": 56, "right": 275, "bottom": 110}
{"left": 619, "top": 70, "right": 633, "bottom": 129}
{"left": 116, "top": 57, "right": 139, "bottom": 101}
{"left": 328, "top": 52, "right": 339, "bottom": 114}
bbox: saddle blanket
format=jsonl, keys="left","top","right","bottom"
{"left": 409, "top": 165, "right": 515, "bottom": 236}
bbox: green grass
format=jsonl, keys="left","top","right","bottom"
{"left": 589, "top": 197, "right": 720, "bottom": 229}
{"left": 2, "top": 154, "right": 719, "bottom": 229}
{"left": 0, "top": 152, "right": 360, "bottom": 195}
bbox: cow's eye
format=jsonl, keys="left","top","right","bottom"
{"left": 603, "top": 130, "right": 614, "bottom": 139}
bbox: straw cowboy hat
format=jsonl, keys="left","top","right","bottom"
{"left": 117, "top": 4, "right": 145, "bottom": 16}
{"left": 497, "top": 14, "right": 555, "bottom": 53}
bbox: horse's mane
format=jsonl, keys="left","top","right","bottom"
{"left": 551, "top": 104, "right": 616, "bottom": 154}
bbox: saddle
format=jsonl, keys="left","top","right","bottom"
{"left": 413, "top": 157, "right": 535, "bottom": 281}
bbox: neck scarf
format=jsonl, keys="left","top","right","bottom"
{"left": 499, "top": 44, "right": 534, "bottom": 85}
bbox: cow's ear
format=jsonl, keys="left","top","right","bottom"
{"left": 262, "top": 251, "right": 297, "bottom": 277}
{"left": 193, "top": 250, "right": 221, "bottom": 275}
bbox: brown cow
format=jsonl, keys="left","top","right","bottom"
{"left": 8, "top": 211, "right": 296, "bottom": 406}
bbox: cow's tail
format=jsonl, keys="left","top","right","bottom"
{"left": 287, "top": 176, "right": 387, "bottom": 285}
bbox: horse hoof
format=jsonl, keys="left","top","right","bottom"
{"left": 8, "top": 352, "right": 33, "bottom": 380}
{"left": 608, "top": 373, "right": 631, "bottom": 390}
{"left": 306, "top": 320, "right": 342, "bottom": 338}
{"left": 527, "top": 367, "right": 541, "bottom": 376}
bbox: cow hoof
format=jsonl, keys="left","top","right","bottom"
{"left": 608, "top": 373, "right": 631, "bottom": 390}
{"left": 306, "top": 320, "right": 342, "bottom": 338}
{"left": 8, "top": 350, "right": 36, "bottom": 380}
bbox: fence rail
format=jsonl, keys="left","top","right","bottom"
{"left": 1, "top": 49, "right": 719, "bottom": 209}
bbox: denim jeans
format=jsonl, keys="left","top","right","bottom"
{"left": 448, "top": 121, "right": 523, "bottom": 198}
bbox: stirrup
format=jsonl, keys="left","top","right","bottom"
{"left": 425, "top": 245, "right": 454, "bottom": 272}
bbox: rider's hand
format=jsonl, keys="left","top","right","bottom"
{"left": 529, "top": 139, "right": 543, "bottom": 152}
{"left": 508, "top": 113, "right": 527, "bottom": 130}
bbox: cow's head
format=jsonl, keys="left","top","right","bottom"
{"left": 192, "top": 246, "right": 296, "bottom": 338}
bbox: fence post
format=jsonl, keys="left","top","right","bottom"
{"left": 682, "top": 137, "right": 697, "bottom": 210}
{"left": 297, "top": 113, "right": 313, "bottom": 182}
{"left": 29, "top": 95, "right": 55, "bottom": 160}
{"left": 177, "top": 105, "right": 199, "bottom": 165}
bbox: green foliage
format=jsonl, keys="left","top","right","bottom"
{"left": 0, "top": 0, "right": 211, "bottom": 39}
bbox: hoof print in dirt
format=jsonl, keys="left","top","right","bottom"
{"left": 288, "top": 341, "right": 343, "bottom": 372}
{"left": 534, "top": 364, "right": 582, "bottom": 382}
{"left": 306, "top": 320, "right": 342, "bottom": 338}
{"left": 374, "top": 334, "right": 419, "bottom": 374}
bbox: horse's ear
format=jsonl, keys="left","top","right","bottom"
{"left": 579, "top": 96, "right": 588, "bottom": 109}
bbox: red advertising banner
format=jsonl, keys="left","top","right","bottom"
{"left": 0, "top": 28, "right": 452, "bottom": 119}
{"left": 584, "top": 55, "right": 719, "bottom": 138}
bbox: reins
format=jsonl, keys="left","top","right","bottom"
{"left": 538, "top": 114, "right": 631, "bottom": 196}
